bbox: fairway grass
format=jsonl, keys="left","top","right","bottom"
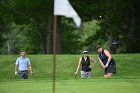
{"left": 0, "top": 79, "right": 140, "bottom": 93}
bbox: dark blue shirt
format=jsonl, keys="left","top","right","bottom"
{"left": 99, "top": 50, "right": 115, "bottom": 66}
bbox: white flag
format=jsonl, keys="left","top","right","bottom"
{"left": 54, "top": 0, "right": 81, "bottom": 27}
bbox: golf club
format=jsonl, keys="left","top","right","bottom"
{"left": 73, "top": 74, "right": 77, "bottom": 79}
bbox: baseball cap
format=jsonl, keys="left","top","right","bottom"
{"left": 96, "top": 45, "right": 101, "bottom": 49}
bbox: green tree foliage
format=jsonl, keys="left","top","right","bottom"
{"left": 0, "top": 18, "right": 6, "bottom": 48}
{"left": 0, "top": 0, "right": 52, "bottom": 54}
{"left": 72, "top": 0, "right": 140, "bottom": 53}
{"left": 61, "top": 20, "right": 81, "bottom": 54}
{"left": 0, "top": 0, "right": 140, "bottom": 54}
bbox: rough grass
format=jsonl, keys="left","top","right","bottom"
{"left": 0, "top": 54, "right": 140, "bottom": 81}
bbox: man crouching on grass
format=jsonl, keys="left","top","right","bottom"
{"left": 15, "top": 51, "right": 33, "bottom": 79}
{"left": 75, "top": 51, "right": 96, "bottom": 78}
{"left": 96, "top": 45, "right": 116, "bottom": 78}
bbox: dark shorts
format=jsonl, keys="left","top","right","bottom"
{"left": 19, "top": 70, "right": 28, "bottom": 79}
{"left": 105, "top": 65, "right": 116, "bottom": 75}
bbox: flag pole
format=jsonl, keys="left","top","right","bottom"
{"left": 53, "top": 15, "right": 57, "bottom": 93}
{"left": 53, "top": 0, "right": 81, "bottom": 92}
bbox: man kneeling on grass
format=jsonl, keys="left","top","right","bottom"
{"left": 15, "top": 51, "right": 33, "bottom": 79}
{"left": 75, "top": 51, "right": 96, "bottom": 78}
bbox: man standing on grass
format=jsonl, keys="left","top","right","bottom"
{"left": 15, "top": 51, "right": 33, "bottom": 79}
{"left": 75, "top": 51, "right": 96, "bottom": 78}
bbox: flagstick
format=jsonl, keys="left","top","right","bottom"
{"left": 52, "top": 15, "right": 57, "bottom": 93}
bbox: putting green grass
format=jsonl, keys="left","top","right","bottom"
{"left": 0, "top": 79, "right": 140, "bottom": 93}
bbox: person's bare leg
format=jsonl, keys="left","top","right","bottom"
{"left": 104, "top": 74, "right": 107, "bottom": 78}
{"left": 104, "top": 73, "right": 112, "bottom": 78}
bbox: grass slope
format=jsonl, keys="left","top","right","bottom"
{"left": 0, "top": 54, "right": 140, "bottom": 81}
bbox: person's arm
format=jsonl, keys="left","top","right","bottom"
{"left": 98, "top": 57, "right": 104, "bottom": 68}
{"left": 15, "top": 58, "right": 19, "bottom": 75}
{"left": 75, "top": 58, "right": 82, "bottom": 75}
{"left": 89, "top": 57, "right": 96, "bottom": 68}
{"left": 104, "top": 50, "right": 112, "bottom": 67}
{"left": 29, "top": 64, "right": 33, "bottom": 75}
{"left": 28, "top": 59, "right": 33, "bottom": 75}
{"left": 15, "top": 64, "right": 18, "bottom": 75}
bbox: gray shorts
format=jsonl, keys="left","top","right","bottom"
{"left": 81, "top": 71, "right": 91, "bottom": 78}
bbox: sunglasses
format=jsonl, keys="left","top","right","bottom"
{"left": 83, "top": 52, "right": 87, "bottom": 54}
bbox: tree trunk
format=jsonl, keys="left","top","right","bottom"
{"left": 108, "top": 32, "right": 118, "bottom": 54}
{"left": 37, "top": 23, "right": 47, "bottom": 54}
{"left": 47, "top": 16, "right": 62, "bottom": 54}
{"left": 47, "top": 16, "right": 53, "bottom": 54}
{"left": 56, "top": 16, "right": 62, "bottom": 54}
{"left": 108, "top": 32, "right": 113, "bottom": 53}
{"left": 127, "top": 4, "right": 136, "bottom": 53}
{"left": 129, "top": 14, "right": 135, "bottom": 52}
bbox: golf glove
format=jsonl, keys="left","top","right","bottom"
{"left": 103, "top": 63, "right": 108, "bottom": 68}
{"left": 105, "top": 63, "right": 108, "bottom": 67}
{"left": 15, "top": 71, "right": 18, "bottom": 75}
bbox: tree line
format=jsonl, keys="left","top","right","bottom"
{"left": 0, "top": 0, "right": 140, "bottom": 54}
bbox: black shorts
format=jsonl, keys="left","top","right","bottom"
{"left": 105, "top": 65, "right": 116, "bottom": 75}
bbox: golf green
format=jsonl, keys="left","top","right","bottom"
{"left": 0, "top": 79, "right": 140, "bottom": 93}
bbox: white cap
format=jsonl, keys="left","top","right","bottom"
{"left": 83, "top": 51, "right": 88, "bottom": 54}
